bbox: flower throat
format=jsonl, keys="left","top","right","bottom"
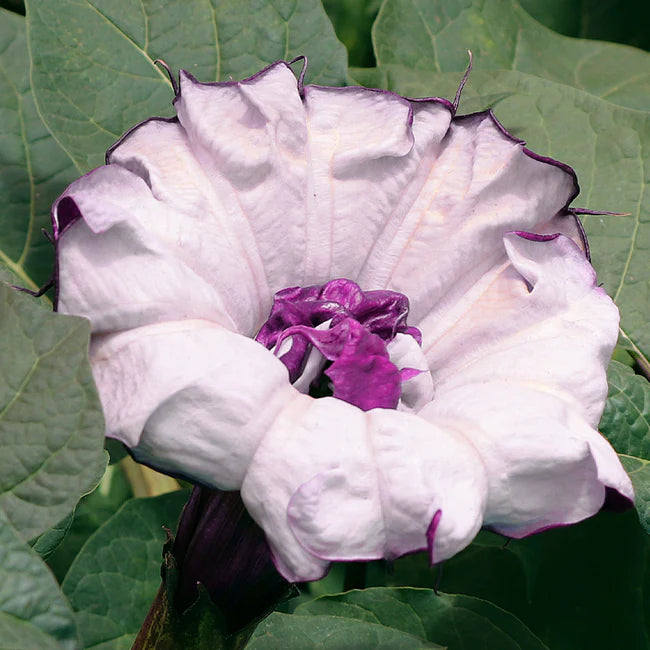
{"left": 255, "top": 279, "right": 423, "bottom": 412}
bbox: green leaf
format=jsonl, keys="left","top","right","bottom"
{"left": 26, "top": 0, "right": 346, "bottom": 172}
{"left": 32, "top": 510, "right": 75, "bottom": 561}
{"left": 62, "top": 491, "right": 188, "bottom": 650}
{"left": 0, "top": 509, "right": 80, "bottom": 650}
{"left": 294, "top": 588, "right": 547, "bottom": 649}
{"left": 0, "top": 283, "right": 106, "bottom": 541}
{"left": 0, "top": 8, "right": 77, "bottom": 292}
{"left": 323, "top": 0, "right": 379, "bottom": 68}
{"left": 520, "top": 0, "right": 650, "bottom": 52}
{"left": 366, "top": 510, "right": 650, "bottom": 650}
{"left": 600, "top": 354, "right": 650, "bottom": 534}
{"left": 620, "top": 455, "right": 650, "bottom": 535}
{"left": 599, "top": 359, "right": 650, "bottom": 531}
{"left": 373, "top": 0, "right": 650, "bottom": 111}
{"left": 46, "top": 462, "right": 133, "bottom": 583}
{"left": 356, "top": 65, "right": 650, "bottom": 372}
{"left": 601, "top": 360, "right": 650, "bottom": 459}
{"left": 248, "top": 612, "right": 441, "bottom": 649}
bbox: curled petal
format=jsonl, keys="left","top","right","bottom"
{"left": 387, "top": 333, "right": 434, "bottom": 412}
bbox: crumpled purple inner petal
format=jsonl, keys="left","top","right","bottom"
{"left": 255, "top": 279, "right": 422, "bottom": 411}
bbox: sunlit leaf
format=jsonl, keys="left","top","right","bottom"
{"left": 0, "top": 9, "right": 76, "bottom": 291}
{"left": 0, "top": 283, "right": 106, "bottom": 541}
{"left": 26, "top": 0, "right": 347, "bottom": 171}
{"left": 373, "top": 0, "right": 650, "bottom": 110}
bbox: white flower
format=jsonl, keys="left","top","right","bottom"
{"left": 52, "top": 61, "right": 633, "bottom": 582}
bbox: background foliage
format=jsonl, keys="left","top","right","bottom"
{"left": 0, "top": 0, "right": 649, "bottom": 647}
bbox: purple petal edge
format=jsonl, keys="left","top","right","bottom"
{"left": 453, "top": 110, "right": 580, "bottom": 211}
{"left": 509, "top": 230, "right": 561, "bottom": 242}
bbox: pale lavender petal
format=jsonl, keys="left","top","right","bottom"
{"left": 359, "top": 111, "right": 578, "bottom": 324}
{"left": 90, "top": 320, "right": 295, "bottom": 489}
{"left": 241, "top": 396, "right": 487, "bottom": 580}
{"left": 419, "top": 232, "right": 632, "bottom": 534}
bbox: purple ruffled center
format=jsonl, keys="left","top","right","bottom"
{"left": 255, "top": 279, "right": 422, "bottom": 411}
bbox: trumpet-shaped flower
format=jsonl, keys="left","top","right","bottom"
{"left": 52, "top": 61, "right": 633, "bottom": 582}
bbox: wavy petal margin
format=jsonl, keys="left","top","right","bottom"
{"left": 52, "top": 61, "right": 632, "bottom": 581}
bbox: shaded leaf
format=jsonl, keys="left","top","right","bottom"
{"left": 365, "top": 510, "right": 650, "bottom": 650}
{"left": 599, "top": 360, "right": 650, "bottom": 531}
{"left": 373, "top": 0, "right": 650, "bottom": 111}
{"left": 520, "top": 0, "right": 650, "bottom": 52}
{"left": 0, "top": 613, "right": 63, "bottom": 650}
{"left": 26, "top": 0, "right": 346, "bottom": 171}
{"left": 32, "top": 510, "right": 75, "bottom": 561}
{"left": 47, "top": 462, "right": 133, "bottom": 583}
{"left": 248, "top": 611, "right": 441, "bottom": 649}
{"left": 62, "top": 491, "right": 188, "bottom": 650}
{"left": 601, "top": 360, "right": 650, "bottom": 460}
{"left": 323, "top": 0, "right": 379, "bottom": 68}
{"left": 0, "top": 283, "right": 106, "bottom": 540}
{"left": 0, "top": 8, "right": 77, "bottom": 291}
{"left": 620, "top": 455, "right": 650, "bottom": 534}
{"left": 0, "top": 510, "right": 80, "bottom": 650}
{"left": 295, "top": 588, "right": 547, "bottom": 649}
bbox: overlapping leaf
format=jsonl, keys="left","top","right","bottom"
{"left": 365, "top": 511, "right": 649, "bottom": 650}
{"left": 26, "top": 0, "right": 347, "bottom": 171}
{"left": 289, "top": 588, "right": 548, "bottom": 649}
{"left": 0, "top": 510, "right": 80, "bottom": 650}
{"left": 248, "top": 612, "right": 441, "bottom": 649}
{"left": 0, "top": 8, "right": 77, "bottom": 291}
{"left": 0, "top": 283, "right": 106, "bottom": 541}
{"left": 62, "top": 491, "right": 188, "bottom": 650}
{"left": 373, "top": 0, "right": 650, "bottom": 110}
{"left": 600, "top": 360, "right": 650, "bottom": 532}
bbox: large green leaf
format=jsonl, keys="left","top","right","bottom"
{"left": 292, "top": 588, "right": 547, "bottom": 649}
{"left": 46, "top": 462, "right": 133, "bottom": 583}
{"left": 0, "top": 283, "right": 106, "bottom": 541}
{"left": 26, "top": 0, "right": 347, "bottom": 172}
{"left": 373, "top": 0, "right": 650, "bottom": 111}
{"left": 365, "top": 511, "right": 650, "bottom": 650}
{"left": 62, "top": 491, "right": 188, "bottom": 650}
{"left": 350, "top": 64, "right": 650, "bottom": 371}
{"left": 0, "top": 9, "right": 77, "bottom": 292}
{"left": 0, "top": 510, "right": 80, "bottom": 650}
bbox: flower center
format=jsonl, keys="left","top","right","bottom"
{"left": 255, "top": 279, "right": 432, "bottom": 412}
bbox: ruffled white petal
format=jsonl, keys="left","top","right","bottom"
{"left": 55, "top": 165, "right": 240, "bottom": 333}
{"left": 419, "top": 233, "right": 632, "bottom": 535}
{"left": 359, "top": 112, "right": 577, "bottom": 323}
{"left": 90, "top": 320, "right": 295, "bottom": 489}
{"left": 52, "top": 62, "right": 632, "bottom": 583}
{"left": 241, "top": 395, "right": 487, "bottom": 581}
{"left": 301, "top": 87, "right": 452, "bottom": 282}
